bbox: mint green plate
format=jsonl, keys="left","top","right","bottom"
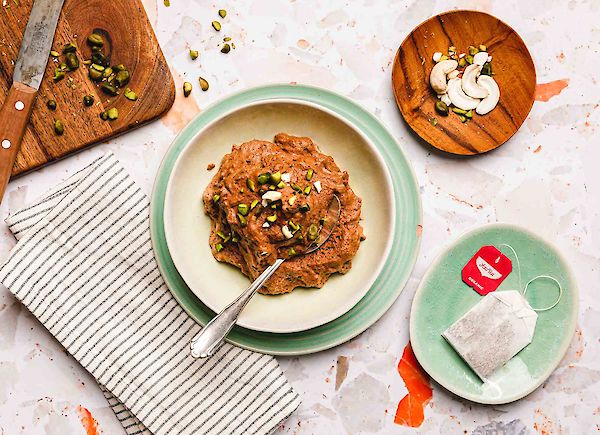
{"left": 150, "top": 84, "right": 422, "bottom": 355}
{"left": 410, "top": 223, "right": 578, "bottom": 404}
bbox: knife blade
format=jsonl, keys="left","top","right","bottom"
{"left": 13, "top": 0, "right": 65, "bottom": 90}
{"left": 0, "top": 0, "right": 66, "bottom": 202}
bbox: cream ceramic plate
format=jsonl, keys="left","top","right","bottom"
{"left": 164, "top": 100, "right": 395, "bottom": 333}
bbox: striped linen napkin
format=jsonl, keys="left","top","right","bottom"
{"left": 0, "top": 153, "right": 300, "bottom": 435}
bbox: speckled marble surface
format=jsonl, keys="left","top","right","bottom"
{"left": 1, "top": 0, "right": 599, "bottom": 433}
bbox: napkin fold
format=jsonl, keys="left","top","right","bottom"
{"left": 0, "top": 153, "right": 300, "bottom": 435}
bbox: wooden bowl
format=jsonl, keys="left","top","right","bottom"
{"left": 392, "top": 10, "right": 536, "bottom": 155}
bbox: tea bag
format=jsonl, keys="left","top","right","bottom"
{"left": 442, "top": 290, "right": 538, "bottom": 380}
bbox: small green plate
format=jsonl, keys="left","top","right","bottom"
{"left": 410, "top": 223, "right": 578, "bottom": 404}
{"left": 150, "top": 84, "right": 422, "bottom": 355}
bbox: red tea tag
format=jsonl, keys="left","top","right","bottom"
{"left": 462, "top": 245, "right": 512, "bottom": 295}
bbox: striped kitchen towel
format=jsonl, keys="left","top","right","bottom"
{"left": 0, "top": 153, "right": 300, "bottom": 435}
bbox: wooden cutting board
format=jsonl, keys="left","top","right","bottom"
{"left": 0, "top": 0, "right": 175, "bottom": 176}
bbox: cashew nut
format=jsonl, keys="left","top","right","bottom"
{"left": 429, "top": 59, "right": 458, "bottom": 94}
{"left": 475, "top": 75, "right": 500, "bottom": 115}
{"left": 461, "top": 64, "right": 489, "bottom": 99}
{"left": 447, "top": 77, "right": 480, "bottom": 110}
{"left": 473, "top": 51, "right": 489, "bottom": 66}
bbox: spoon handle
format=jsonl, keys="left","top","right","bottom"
{"left": 190, "top": 258, "right": 285, "bottom": 358}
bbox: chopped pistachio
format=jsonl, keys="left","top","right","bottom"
{"left": 62, "top": 42, "right": 77, "bottom": 53}
{"left": 465, "top": 109, "right": 473, "bottom": 119}
{"left": 448, "top": 45, "right": 456, "bottom": 53}
{"left": 300, "top": 203, "right": 310, "bottom": 212}
{"left": 266, "top": 214, "right": 277, "bottom": 223}
{"left": 430, "top": 117, "right": 438, "bottom": 126}
{"left": 288, "top": 195, "right": 297, "bottom": 206}
{"left": 83, "top": 60, "right": 91, "bottom": 65}
{"left": 215, "top": 243, "right": 223, "bottom": 252}
{"left": 237, "top": 213, "right": 247, "bottom": 226}
{"left": 50, "top": 50, "right": 60, "bottom": 58}
{"left": 89, "top": 68, "right": 103, "bottom": 82}
{"left": 288, "top": 221, "right": 300, "bottom": 232}
{"left": 439, "top": 54, "right": 448, "bottom": 61}
{"left": 113, "top": 64, "right": 126, "bottom": 71}
{"left": 212, "top": 21, "right": 222, "bottom": 31}
{"left": 53, "top": 119, "right": 64, "bottom": 135}
{"left": 288, "top": 248, "right": 297, "bottom": 257}
{"left": 465, "top": 55, "right": 474, "bottom": 65}
{"left": 47, "top": 100, "right": 57, "bottom": 111}
{"left": 103, "top": 67, "right": 113, "bottom": 78}
{"left": 87, "top": 33, "right": 104, "bottom": 47}
{"left": 435, "top": 100, "right": 449, "bottom": 116}
{"left": 458, "top": 58, "right": 467, "bottom": 68}
{"left": 468, "top": 45, "right": 479, "bottom": 55}
{"left": 216, "top": 231, "right": 230, "bottom": 242}
{"left": 183, "top": 82, "right": 192, "bottom": 97}
{"left": 481, "top": 62, "right": 493, "bottom": 76}
{"left": 270, "top": 171, "right": 282, "bottom": 184}
{"left": 277, "top": 181, "right": 285, "bottom": 189}
{"left": 164, "top": 0, "right": 170, "bottom": 5}
{"left": 459, "top": 115, "right": 468, "bottom": 123}
{"left": 238, "top": 203, "right": 249, "bottom": 216}
{"left": 291, "top": 183, "right": 302, "bottom": 192}
{"left": 189, "top": 49, "right": 199, "bottom": 60}
{"left": 224, "top": 37, "right": 232, "bottom": 42}
{"left": 213, "top": 194, "right": 220, "bottom": 203}
{"left": 83, "top": 95, "right": 94, "bottom": 106}
{"left": 268, "top": 185, "right": 276, "bottom": 191}
{"left": 306, "top": 169, "right": 314, "bottom": 181}
{"left": 100, "top": 83, "right": 119, "bottom": 96}
{"left": 307, "top": 223, "right": 319, "bottom": 241}
{"left": 221, "top": 43, "right": 231, "bottom": 54}
{"left": 100, "top": 111, "right": 108, "bottom": 121}
{"left": 303, "top": 186, "right": 311, "bottom": 195}
{"left": 91, "top": 51, "right": 109, "bottom": 67}
{"left": 452, "top": 107, "right": 467, "bottom": 115}
{"left": 246, "top": 178, "right": 256, "bottom": 192}
{"left": 124, "top": 88, "right": 138, "bottom": 101}
{"left": 257, "top": 173, "right": 270, "bottom": 184}
{"left": 479, "top": 44, "right": 487, "bottom": 52}
{"left": 199, "top": 76, "right": 209, "bottom": 91}
{"left": 107, "top": 107, "right": 119, "bottom": 120}
{"left": 250, "top": 199, "right": 259, "bottom": 210}
{"left": 115, "top": 70, "right": 130, "bottom": 87}
{"left": 218, "top": 9, "right": 227, "bottom": 18}
{"left": 91, "top": 63, "right": 105, "bottom": 71}
{"left": 53, "top": 69, "right": 65, "bottom": 82}
{"left": 231, "top": 233, "right": 240, "bottom": 243}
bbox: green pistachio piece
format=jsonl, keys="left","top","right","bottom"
{"left": 266, "top": 214, "right": 277, "bottom": 223}
{"left": 246, "top": 178, "right": 256, "bottom": 192}
{"left": 300, "top": 203, "right": 310, "bottom": 212}
{"left": 218, "top": 9, "right": 227, "bottom": 18}
{"left": 87, "top": 34, "right": 104, "bottom": 47}
{"left": 465, "top": 55, "right": 474, "bottom": 65}
{"left": 288, "top": 248, "right": 296, "bottom": 257}
{"left": 183, "top": 82, "right": 192, "bottom": 97}
{"left": 270, "top": 172, "right": 282, "bottom": 184}
{"left": 100, "top": 83, "right": 119, "bottom": 96}
{"left": 83, "top": 95, "right": 94, "bottom": 107}
{"left": 452, "top": 107, "right": 467, "bottom": 115}
{"left": 250, "top": 199, "right": 259, "bottom": 210}
{"left": 189, "top": 49, "right": 199, "bottom": 60}
{"left": 303, "top": 186, "right": 311, "bottom": 195}
{"left": 50, "top": 50, "right": 60, "bottom": 58}
{"left": 107, "top": 107, "right": 119, "bottom": 120}
{"left": 215, "top": 243, "right": 223, "bottom": 252}
{"left": 306, "top": 169, "right": 314, "bottom": 181}
{"left": 89, "top": 68, "right": 103, "bottom": 82}
{"left": 307, "top": 223, "right": 319, "bottom": 241}
{"left": 62, "top": 42, "right": 77, "bottom": 53}
{"left": 53, "top": 119, "right": 64, "bottom": 135}
{"left": 124, "top": 88, "right": 138, "bottom": 101}
{"left": 47, "top": 100, "right": 57, "bottom": 111}
{"left": 212, "top": 21, "right": 222, "bottom": 31}
{"left": 221, "top": 43, "right": 231, "bottom": 54}
{"left": 115, "top": 70, "right": 130, "bottom": 87}
{"left": 435, "top": 100, "right": 449, "bottom": 116}
{"left": 238, "top": 203, "right": 249, "bottom": 216}
{"left": 468, "top": 45, "right": 479, "bottom": 55}
{"left": 199, "top": 76, "right": 209, "bottom": 91}
{"left": 237, "top": 213, "right": 247, "bottom": 226}
{"left": 53, "top": 69, "right": 65, "bottom": 81}
{"left": 213, "top": 194, "right": 220, "bottom": 203}
{"left": 257, "top": 173, "right": 271, "bottom": 184}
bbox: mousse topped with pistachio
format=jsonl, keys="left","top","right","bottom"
{"left": 203, "top": 133, "right": 364, "bottom": 295}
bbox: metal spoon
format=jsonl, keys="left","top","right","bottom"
{"left": 190, "top": 195, "right": 342, "bottom": 358}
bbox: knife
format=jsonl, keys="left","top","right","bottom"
{"left": 0, "top": 0, "right": 65, "bottom": 201}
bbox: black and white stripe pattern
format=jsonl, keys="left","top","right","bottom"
{"left": 0, "top": 153, "right": 300, "bottom": 434}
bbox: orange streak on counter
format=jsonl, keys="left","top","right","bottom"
{"left": 535, "top": 79, "right": 569, "bottom": 102}
{"left": 393, "top": 342, "right": 433, "bottom": 428}
{"left": 77, "top": 405, "right": 100, "bottom": 435}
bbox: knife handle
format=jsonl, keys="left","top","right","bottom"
{"left": 0, "top": 82, "right": 37, "bottom": 201}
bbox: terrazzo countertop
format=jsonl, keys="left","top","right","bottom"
{"left": 1, "top": 0, "right": 599, "bottom": 433}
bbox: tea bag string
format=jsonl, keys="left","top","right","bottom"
{"left": 498, "top": 244, "right": 563, "bottom": 312}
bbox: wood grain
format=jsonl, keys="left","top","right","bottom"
{"left": 0, "top": 0, "right": 175, "bottom": 176}
{"left": 392, "top": 10, "right": 536, "bottom": 155}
